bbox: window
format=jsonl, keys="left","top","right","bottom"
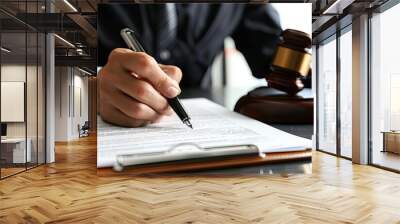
{"left": 0, "top": 1, "right": 47, "bottom": 179}
{"left": 370, "top": 2, "right": 400, "bottom": 171}
{"left": 317, "top": 35, "right": 337, "bottom": 154}
{"left": 316, "top": 25, "right": 353, "bottom": 158}
{"left": 1, "top": 30, "right": 28, "bottom": 177}
{"left": 339, "top": 27, "right": 352, "bottom": 158}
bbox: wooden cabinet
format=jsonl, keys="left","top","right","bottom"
{"left": 382, "top": 131, "right": 400, "bottom": 154}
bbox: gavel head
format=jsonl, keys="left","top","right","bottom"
{"left": 266, "top": 29, "right": 312, "bottom": 95}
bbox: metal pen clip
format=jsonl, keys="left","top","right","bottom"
{"left": 120, "top": 28, "right": 145, "bottom": 52}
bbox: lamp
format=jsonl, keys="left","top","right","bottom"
{"left": 78, "top": 67, "right": 94, "bottom": 76}
{"left": 63, "top": 0, "right": 78, "bottom": 12}
{"left": 54, "top": 34, "right": 75, "bottom": 48}
{"left": 1, "top": 47, "right": 11, "bottom": 53}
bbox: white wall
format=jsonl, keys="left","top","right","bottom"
{"left": 72, "top": 73, "right": 89, "bottom": 138}
{"left": 75, "top": 74, "right": 89, "bottom": 123}
{"left": 1, "top": 63, "right": 46, "bottom": 164}
{"left": 55, "top": 66, "right": 70, "bottom": 141}
{"left": 1, "top": 82, "right": 25, "bottom": 122}
{"left": 273, "top": 3, "right": 312, "bottom": 34}
{"left": 1, "top": 65, "right": 29, "bottom": 138}
{"left": 1, "top": 65, "right": 25, "bottom": 139}
{"left": 54, "top": 67, "right": 89, "bottom": 141}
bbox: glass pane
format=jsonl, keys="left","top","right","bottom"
{"left": 27, "top": 30, "right": 38, "bottom": 169}
{"left": 317, "top": 36, "right": 337, "bottom": 154}
{"left": 371, "top": 4, "right": 400, "bottom": 171}
{"left": 339, "top": 29, "right": 352, "bottom": 158}
{"left": 25, "top": 0, "right": 38, "bottom": 169}
{"left": 38, "top": 32, "right": 46, "bottom": 165}
{"left": 1, "top": 30, "right": 28, "bottom": 177}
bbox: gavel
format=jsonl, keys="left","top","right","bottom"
{"left": 266, "top": 29, "right": 312, "bottom": 95}
{"left": 234, "top": 29, "right": 313, "bottom": 124}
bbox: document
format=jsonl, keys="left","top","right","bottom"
{"left": 97, "top": 98, "right": 311, "bottom": 168}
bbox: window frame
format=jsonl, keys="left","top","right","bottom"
{"left": 367, "top": 0, "right": 400, "bottom": 173}
{"left": 315, "top": 22, "right": 353, "bottom": 160}
{"left": 0, "top": 0, "right": 47, "bottom": 180}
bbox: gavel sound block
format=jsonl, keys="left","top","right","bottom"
{"left": 234, "top": 29, "right": 313, "bottom": 124}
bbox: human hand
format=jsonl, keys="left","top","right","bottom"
{"left": 98, "top": 48, "right": 182, "bottom": 127}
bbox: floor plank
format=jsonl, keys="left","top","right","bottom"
{"left": 1, "top": 135, "right": 400, "bottom": 224}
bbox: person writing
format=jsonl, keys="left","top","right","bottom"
{"left": 98, "top": 4, "right": 285, "bottom": 127}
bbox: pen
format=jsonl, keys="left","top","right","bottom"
{"left": 120, "top": 28, "right": 193, "bottom": 129}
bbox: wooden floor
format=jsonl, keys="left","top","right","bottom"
{"left": 1, "top": 167, "right": 26, "bottom": 178}
{"left": 1, "top": 135, "right": 400, "bottom": 224}
{"left": 373, "top": 150, "right": 400, "bottom": 171}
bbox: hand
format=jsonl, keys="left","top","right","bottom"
{"left": 98, "top": 48, "right": 182, "bottom": 127}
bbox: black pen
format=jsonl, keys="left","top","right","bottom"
{"left": 120, "top": 28, "right": 193, "bottom": 129}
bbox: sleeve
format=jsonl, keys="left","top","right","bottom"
{"left": 231, "top": 5, "right": 282, "bottom": 79}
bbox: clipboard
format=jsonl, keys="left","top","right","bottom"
{"left": 97, "top": 143, "right": 312, "bottom": 176}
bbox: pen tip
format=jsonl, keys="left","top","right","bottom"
{"left": 184, "top": 120, "right": 193, "bottom": 129}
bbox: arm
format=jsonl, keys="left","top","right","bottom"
{"left": 231, "top": 5, "right": 282, "bottom": 79}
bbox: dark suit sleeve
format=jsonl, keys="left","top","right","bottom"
{"left": 231, "top": 5, "right": 282, "bottom": 79}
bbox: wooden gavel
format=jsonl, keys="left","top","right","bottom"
{"left": 266, "top": 29, "right": 312, "bottom": 95}
{"left": 234, "top": 29, "right": 313, "bottom": 124}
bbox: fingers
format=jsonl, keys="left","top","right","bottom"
{"left": 159, "top": 64, "right": 183, "bottom": 83}
{"left": 104, "top": 69, "right": 172, "bottom": 114}
{"left": 104, "top": 88, "right": 164, "bottom": 122}
{"left": 108, "top": 48, "right": 181, "bottom": 98}
{"left": 100, "top": 102, "right": 150, "bottom": 128}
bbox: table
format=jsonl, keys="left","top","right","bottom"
{"left": 1, "top": 138, "right": 31, "bottom": 165}
{"left": 180, "top": 87, "right": 313, "bottom": 175}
